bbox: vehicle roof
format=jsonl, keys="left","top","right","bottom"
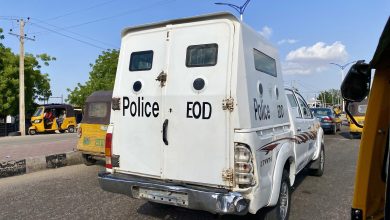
{"left": 85, "top": 90, "right": 113, "bottom": 103}
{"left": 371, "top": 17, "right": 390, "bottom": 69}
{"left": 121, "top": 12, "right": 238, "bottom": 37}
{"left": 311, "top": 108, "right": 332, "bottom": 110}
{"left": 40, "top": 104, "right": 75, "bottom": 117}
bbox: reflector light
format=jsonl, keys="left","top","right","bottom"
{"left": 234, "top": 143, "right": 255, "bottom": 187}
{"left": 234, "top": 146, "right": 251, "bottom": 162}
{"left": 235, "top": 173, "right": 254, "bottom": 185}
{"left": 105, "top": 133, "right": 113, "bottom": 169}
{"left": 77, "top": 127, "right": 82, "bottom": 138}
{"left": 235, "top": 162, "right": 253, "bottom": 173}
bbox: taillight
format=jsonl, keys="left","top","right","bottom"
{"left": 77, "top": 127, "right": 82, "bottom": 138}
{"left": 322, "top": 116, "right": 333, "bottom": 123}
{"left": 105, "top": 133, "right": 112, "bottom": 169}
{"left": 234, "top": 144, "right": 255, "bottom": 187}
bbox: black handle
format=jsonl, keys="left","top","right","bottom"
{"left": 163, "top": 119, "right": 168, "bottom": 145}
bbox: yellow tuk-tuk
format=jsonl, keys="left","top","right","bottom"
{"left": 29, "top": 104, "right": 77, "bottom": 135}
{"left": 77, "top": 91, "right": 112, "bottom": 165}
{"left": 347, "top": 99, "right": 368, "bottom": 138}
{"left": 341, "top": 17, "right": 389, "bottom": 220}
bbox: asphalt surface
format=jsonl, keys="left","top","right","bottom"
{"left": 0, "top": 133, "right": 77, "bottom": 161}
{"left": 0, "top": 128, "right": 360, "bottom": 220}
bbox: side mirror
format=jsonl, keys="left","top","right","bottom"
{"left": 341, "top": 60, "right": 371, "bottom": 102}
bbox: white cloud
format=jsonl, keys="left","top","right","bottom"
{"left": 278, "top": 39, "right": 298, "bottom": 45}
{"left": 259, "top": 26, "right": 272, "bottom": 39}
{"left": 283, "top": 41, "right": 348, "bottom": 75}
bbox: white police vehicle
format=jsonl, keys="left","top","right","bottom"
{"left": 99, "top": 12, "right": 324, "bottom": 219}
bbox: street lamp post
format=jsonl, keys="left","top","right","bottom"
{"left": 215, "top": 0, "right": 251, "bottom": 21}
{"left": 330, "top": 61, "right": 356, "bottom": 112}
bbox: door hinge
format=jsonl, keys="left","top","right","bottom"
{"left": 222, "top": 168, "right": 234, "bottom": 184}
{"left": 222, "top": 98, "right": 234, "bottom": 112}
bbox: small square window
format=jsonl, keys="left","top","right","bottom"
{"left": 130, "top": 50, "right": 153, "bottom": 71}
{"left": 186, "top": 44, "right": 218, "bottom": 67}
{"left": 253, "top": 49, "right": 277, "bottom": 77}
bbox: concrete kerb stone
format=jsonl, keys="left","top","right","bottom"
{"left": 0, "top": 151, "right": 83, "bottom": 178}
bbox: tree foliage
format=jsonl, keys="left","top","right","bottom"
{"left": 0, "top": 28, "right": 54, "bottom": 117}
{"left": 66, "top": 49, "right": 119, "bottom": 108}
{"left": 317, "top": 89, "right": 341, "bottom": 106}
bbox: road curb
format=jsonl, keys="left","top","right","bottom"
{"left": 0, "top": 151, "right": 83, "bottom": 178}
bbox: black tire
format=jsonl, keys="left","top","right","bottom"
{"left": 82, "top": 154, "right": 97, "bottom": 166}
{"left": 263, "top": 170, "right": 291, "bottom": 220}
{"left": 28, "top": 129, "right": 36, "bottom": 135}
{"left": 331, "top": 124, "right": 336, "bottom": 134}
{"left": 68, "top": 126, "right": 75, "bottom": 133}
{"left": 8, "top": 131, "right": 21, "bottom": 136}
{"left": 310, "top": 144, "right": 325, "bottom": 177}
{"left": 59, "top": 130, "right": 66, "bottom": 133}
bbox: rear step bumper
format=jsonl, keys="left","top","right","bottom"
{"left": 98, "top": 172, "right": 249, "bottom": 215}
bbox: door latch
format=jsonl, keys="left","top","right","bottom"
{"left": 156, "top": 71, "right": 167, "bottom": 87}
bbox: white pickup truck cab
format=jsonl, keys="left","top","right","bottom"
{"left": 98, "top": 12, "right": 324, "bottom": 219}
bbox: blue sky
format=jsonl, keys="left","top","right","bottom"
{"left": 1, "top": 0, "right": 389, "bottom": 103}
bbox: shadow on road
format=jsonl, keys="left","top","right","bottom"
{"left": 338, "top": 131, "right": 361, "bottom": 140}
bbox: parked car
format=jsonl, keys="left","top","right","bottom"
{"left": 311, "top": 107, "right": 342, "bottom": 134}
{"left": 98, "top": 12, "right": 325, "bottom": 219}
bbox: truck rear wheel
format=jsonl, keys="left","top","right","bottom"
{"left": 263, "top": 170, "right": 291, "bottom": 220}
{"left": 331, "top": 124, "right": 336, "bottom": 134}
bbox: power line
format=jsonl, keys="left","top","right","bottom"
{"left": 30, "top": 22, "right": 108, "bottom": 50}
{"left": 30, "top": 17, "right": 118, "bottom": 48}
{"left": 62, "top": 0, "right": 175, "bottom": 30}
{"left": 42, "top": 0, "right": 119, "bottom": 22}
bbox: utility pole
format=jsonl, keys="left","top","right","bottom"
{"left": 9, "top": 18, "right": 35, "bottom": 136}
{"left": 19, "top": 19, "right": 25, "bottom": 136}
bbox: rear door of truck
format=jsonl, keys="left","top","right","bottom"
{"left": 162, "top": 21, "right": 235, "bottom": 186}
{"left": 113, "top": 19, "right": 235, "bottom": 187}
{"left": 113, "top": 28, "right": 167, "bottom": 178}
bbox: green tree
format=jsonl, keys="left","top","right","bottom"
{"left": 318, "top": 89, "right": 341, "bottom": 106}
{"left": 0, "top": 28, "right": 54, "bottom": 117}
{"left": 66, "top": 49, "right": 119, "bottom": 108}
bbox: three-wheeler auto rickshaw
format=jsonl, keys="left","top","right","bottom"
{"left": 29, "top": 104, "right": 77, "bottom": 135}
{"left": 341, "top": 17, "right": 389, "bottom": 220}
{"left": 77, "top": 91, "right": 112, "bottom": 165}
{"left": 347, "top": 99, "right": 368, "bottom": 138}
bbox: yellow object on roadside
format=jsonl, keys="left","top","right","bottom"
{"left": 29, "top": 104, "right": 77, "bottom": 135}
{"left": 76, "top": 91, "right": 112, "bottom": 166}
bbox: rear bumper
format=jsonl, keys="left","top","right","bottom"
{"left": 320, "top": 122, "right": 335, "bottom": 130}
{"left": 98, "top": 172, "right": 249, "bottom": 215}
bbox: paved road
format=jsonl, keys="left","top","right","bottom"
{"left": 0, "top": 133, "right": 77, "bottom": 161}
{"left": 0, "top": 129, "right": 360, "bottom": 220}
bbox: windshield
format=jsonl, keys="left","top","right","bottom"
{"left": 358, "top": 105, "right": 367, "bottom": 114}
{"left": 88, "top": 102, "right": 108, "bottom": 118}
{"left": 33, "top": 107, "right": 44, "bottom": 117}
{"left": 312, "top": 108, "right": 332, "bottom": 116}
